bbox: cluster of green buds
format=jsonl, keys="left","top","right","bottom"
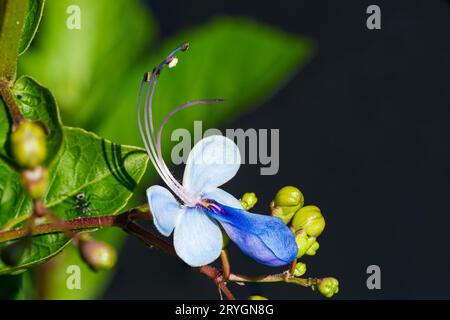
{"left": 271, "top": 186, "right": 325, "bottom": 259}
{"left": 11, "top": 121, "right": 48, "bottom": 199}
{"left": 78, "top": 234, "right": 117, "bottom": 272}
{"left": 271, "top": 186, "right": 337, "bottom": 297}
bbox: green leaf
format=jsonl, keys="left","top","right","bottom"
{"left": 11, "top": 76, "right": 63, "bottom": 164}
{"left": 43, "top": 127, "right": 148, "bottom": 218}
{"left": 19, "top": 0, "right": 156, "bottom": 125}
{"left": 0, "top": 127, "right": 148, "bottom": 274}
{"left": 18, "top": 0, "right": 45, "bottom": 55}
{"left": 0, "top": 234, "right": 70, "bottom": 275}
{"left": 0, "top": 159, "right": 32, "bottom": 229}
{"left": 0, "top": 98, "right": 11, "bottom": 158}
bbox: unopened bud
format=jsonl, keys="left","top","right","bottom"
{"left": 11, "top": 121, "right": 47, "bottom": 169}
{"left": 271, "top": 186, "right": 304, "bottom": 224}
{"left": 291, "top": 205, "right": 325, "bottom": 237}
{"left": 315, "top": 277, "right": 339, "bottom": 298}
{"left": 274, "top": 186, "right": 304, "bottom": 207}
{"left": 240, "top": 192, "right": 258, "bottom": 210}
{"left": 21, "top": 166, "right": 48, "bottom": 200}
{"left": 295, "top": 231, "right": 309, "bottom": 258}
{"left": 293, "top": 262, "right": 307, "bottom": 277}
{"left": 295, "top": 232, "right": 319, "bottom": 258}
{"left": 305, "top": 240, "right": 319, "bottom": 256}
{"left": 79, "top": 235, "right": 117, "bottom": 271}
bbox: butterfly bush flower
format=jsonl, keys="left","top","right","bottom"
{"left": 137, "top": 44, "right": 297, "bottom": 267}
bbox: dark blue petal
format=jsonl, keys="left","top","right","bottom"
{"left": 206, "top": 202, "right": 298, "bottom": 267}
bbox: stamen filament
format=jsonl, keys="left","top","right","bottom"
{"left": 143, "top": 72, "right": 191, "bottom": 203}
{"left": 137, "top": 79, "right": 175, "bottom": 191}
{"left": 137, "top": 42, "right": 225, "bottom": 207}
{"left": 156, "top": 99, "right": 224, "bottom": 159}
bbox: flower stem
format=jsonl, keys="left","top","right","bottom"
{"left": 0, "top": 0, "right": 29, "bottom": 82}
{"left": 289, "top": 257, "right": 298, "bottom": 274}
{"left": 0, "top": 209, "right": 151, "bottom": 243}
{"left": 0, "top": 79, "right": 24, "bottom": 127}
{"left": 197, "top": 264, "right": 235, "bottom": 300}
{"left": 220, "top": 249, "right": 231, "bottom": 281}
{"left": 228, "top": 271, "right": 320, "bottom": 288}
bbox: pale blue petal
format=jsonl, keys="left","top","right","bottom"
{"left": 146, "top": 185, "right": 184, "bottom": 237}
{"left": 183, "top": 135, "right": 241, "bottom": 195}
{"left": 202, "top": 188, "right": 243, "bottom": 209}
{"left": 173, "top": 207, "right": 222, "bottom": 267}
{"left": 207, "top": 203, "right": 297, "bottom": 267}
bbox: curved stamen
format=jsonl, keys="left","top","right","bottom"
{"left": 145, "top": 74, "right": 157, "bottom": 145}
{"left": 137, "top": 79, "right": 167, "bottom": 181}
{"left": 138, "top": 79, "right": 188, "bottom": 203}
{"left": 156, "top": 99, "right": 224, "bottom": 159}
{"left": 137, "top": 42, "right": 226, "bottom": 207}
{"left": 137, "top": 78, "right": 179, "bottom": 195}
{"left": 143, "top": 71, "right": 191, "bottom": 202}
{"left": 140, "top": 45, "right": 198, "bottom": 205}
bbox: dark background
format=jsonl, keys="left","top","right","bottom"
{"left": 103, "top": 0, "right": 450, "bottom": 299}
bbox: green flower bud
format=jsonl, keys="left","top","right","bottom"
{"left": 240, "top": 192, "right": 258, "bottom": 210}
{"left": 293, "top": 262, "right": 307, "bottom": 277}
{"left": 295, "top": 231, "right": 309, "bottom": 258}
{"left": 249, "top": 295, "right": 268, "bottom": 300}
{"left": 305, "top": 240, "right": 319, "bottom": 256}
{"left": 295, "top": 232, "right": 319, "bottom": 258}
{"left": 315, "top": 277, "right": 339, "bottom": 298}
{"left": 271, "top": 186, "right": 304, "bottom": 224}
{"left": 274, "top": 186, "right": 304, "bottom": 207}
{"left": 79, "top": 236, "right": 117, "bottom": 272}
{"left": 0, "top": 240, "right": 28, "bottom": 266}
{"left": 11, "top": 121, "right": 47, "bottom": 169}
{"left": 291, "top": 205, "right": 325, "bottom": 237}
{"left": 21, "top": 166, "right": 48, "bottom": 200}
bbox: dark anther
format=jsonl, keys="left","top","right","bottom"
{"left": 143, "top": 72, "right": 151, "bottom": 82}
{"left": 180, "top": 42, "right": 189, "bottom": 51}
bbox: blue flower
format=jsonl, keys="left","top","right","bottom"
{"left": 137, "top": 44, "right": 297, "bottom": 267}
